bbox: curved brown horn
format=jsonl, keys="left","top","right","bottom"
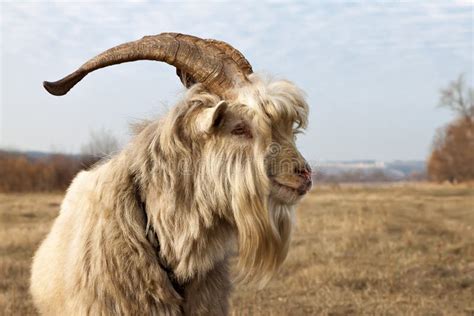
{"left": 43, "top": 33, "right": 249, "bottom": 98}
{"left": 205, "top": 39, "right": 253, "bottom": 75}
{"left": 176, "top": 37, "right": 253, "bottom": 88}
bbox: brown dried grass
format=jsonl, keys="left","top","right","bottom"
{"left": 0, "top": 183, "right": 473, "bottom": 315}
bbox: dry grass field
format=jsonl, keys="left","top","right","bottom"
{"left": 1, "top": 183, "right": 473, "bottom": 315}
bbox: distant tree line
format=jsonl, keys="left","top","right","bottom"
{"left": 0, "top": 151, "right": 98, "bottom": 192}
{"left": 428, "top": 75, "right": 474, "bottom": 183}
{"left": 0, "top": 129, "right": 118, "bottom": 192}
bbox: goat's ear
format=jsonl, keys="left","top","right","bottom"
{"left": 197, "top": 101, "right": 228, "bottom": 133}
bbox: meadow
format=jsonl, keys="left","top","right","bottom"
{"left": 1, "top": 183, "right": 473, "bottom": 315}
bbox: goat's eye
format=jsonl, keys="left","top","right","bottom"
{"left": 231, "top": 123, "right": 252, "bottom": 139}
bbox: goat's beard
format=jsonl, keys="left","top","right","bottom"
{"left": 225, "top": 142, "right": 293, "bottom": 286}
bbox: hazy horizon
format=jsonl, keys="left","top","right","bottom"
{"left": 0, "top": 147, "right": 430, "bottom": 164}
{"left": 1, "top": 1, "right": 473, "bottom": 161}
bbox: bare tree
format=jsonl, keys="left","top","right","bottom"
{"left": 80, "top": 128, "right": 120, "bottom": 159}
{"left": 428, "top": 74, "right": 474, "bottom": 182}
{"left": 439, "top": 74, "right": 474, "bottom": 120}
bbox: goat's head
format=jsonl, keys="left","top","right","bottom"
{"left": 44, "top": 33, "right": 312, "bottom": 285}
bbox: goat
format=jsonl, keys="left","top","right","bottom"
{"left": 30, "top": 32, "right": 312, "bottom": 315}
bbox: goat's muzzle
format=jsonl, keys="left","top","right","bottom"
{"left": 295, "top": 163, "right": 312, "bottom": 195}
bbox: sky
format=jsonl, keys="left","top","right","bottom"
{"left": 1, "top": 1, "right": 473, "bottom": 162}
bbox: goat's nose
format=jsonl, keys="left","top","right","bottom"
{"left": 295, "top": 163, "right": 313, "bottom": 195}
{"left": 295, "top": 163, "right": 312, "bottom": 182}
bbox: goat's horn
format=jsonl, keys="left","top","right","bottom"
{"left": 43, "top": 33, "right": 249, "bottom": 98}
{"left": 176, "top": 38, "right": 253, "bottom": 88}
{"left": 205, "top": 39, "right": 253, "bottom": 75}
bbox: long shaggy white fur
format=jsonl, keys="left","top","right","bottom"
{"left": 30, "top": 74, "right": 310, "bottom": 315}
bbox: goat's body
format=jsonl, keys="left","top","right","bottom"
{"left": 31, "top": 76, "right": 308, "bottom": 315}
{"left": 31, "top": 150, "right": 231, "bottom": 315}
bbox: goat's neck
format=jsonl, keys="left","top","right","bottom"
{"left": 126, "top": 123, "right": 235, "bottom": 282}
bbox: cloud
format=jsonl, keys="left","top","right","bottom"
{"left": 2, "top": 2, "right": 471, "bottom": 69}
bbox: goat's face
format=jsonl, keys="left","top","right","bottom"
{"left": 234, "top": 76, "right": 311, "bottom": 205}
{"left": 178, "top": 76, "right": 311, "bottom": 207}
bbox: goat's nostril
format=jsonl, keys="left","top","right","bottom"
{"left": 295, "top": 165, "right": 312, "bottom": 181}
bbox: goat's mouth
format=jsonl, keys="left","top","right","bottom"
{"left": 269, "top": 178, "right": 311, "bottom": 204}
{"left": 271, "top": 179, "right": 308, "bottom": 195}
